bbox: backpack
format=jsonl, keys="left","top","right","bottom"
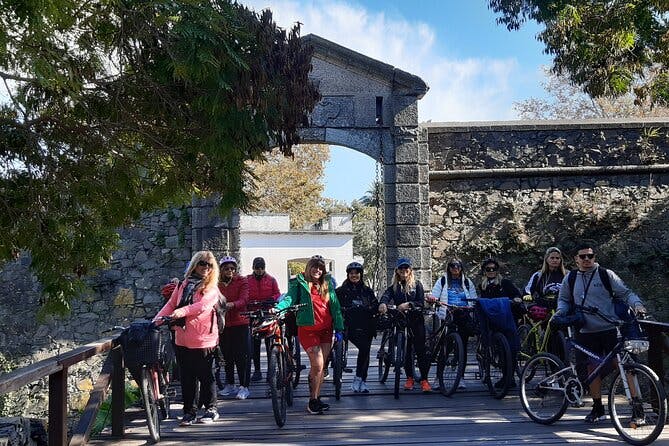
{"left": 211, "top": 291, "right": 227, "bottom": 334}
{"left": 566, "top": 267, "right": 613, "bottom": 300}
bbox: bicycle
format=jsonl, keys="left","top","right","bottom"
{"left": 247, "top": 304, "right": 305, "bottom": 427}
{"left": 516, "top": 303, "right": 567, "bottom": 378}
{"left": 114, "top": 317, "right": 175, "bottom": 443}
{"left": 468, "top": 298, "right": 514, "bottom": 399}
{"left": 519, "top": 305, "right": 667, "bottom": 446}
{"left": 422, "top": 301, "right": 466, "bottom": 396}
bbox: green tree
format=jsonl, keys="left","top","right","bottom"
{"left": 0, "top": 0, "right": 319, "bottom": 314}
{"left": 488, "top": 0, "right": 669, "bottom": 104}
{"left": 247, "top": 144, "right": 330, "bottom": 229}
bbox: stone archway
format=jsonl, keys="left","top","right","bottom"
{"left": 298, "top": 34, "right": 431, "bottom": 287}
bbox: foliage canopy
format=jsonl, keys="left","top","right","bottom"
{"left": 0, "top": 0, "right": 319, "bottom": 313}
{"left": 489, "top": 0, "right": 669, "bottom": 105}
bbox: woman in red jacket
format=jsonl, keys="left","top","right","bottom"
{"left": 217, "top": 256, "right": 251, "bottom": 400}
{"left": 154, "top": 250, "right": 221, "bottom": 425}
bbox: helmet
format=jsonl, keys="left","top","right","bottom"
{"left": 252, "top": 257, "right": 266, "bottom": 269}
{"left": 346, "top": 261, "right": 363, "bottom": 273}
{"left": 481, "top": 258, "right": 499, "bottom": 274}
{"left": 219, "top": 255, "right": 237, "bottom": 267}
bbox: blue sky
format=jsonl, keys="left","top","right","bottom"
{"left": 243, "top": 0, "right": 552, "bottom": 203}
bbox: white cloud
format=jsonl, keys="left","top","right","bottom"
{"left": 242, "top": 0, "right": 521, "bottom": 121}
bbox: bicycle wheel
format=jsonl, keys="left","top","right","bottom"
{"left": 475, "top": 336, "right": 487, "bottom": 384}
{"left": 291, "top": 336, "right": 302, "bottom": 389}
{"left": 393, "top": 330, "right": 405, "bottom": 400}
{"left": 141, "top": 367, "right": 161, "bottom": 443}
{"left": 377, "top": 331, "right": 391, "bottom": 383}
{"left": 489, "top": 332, "right": 513, "bottom": 399}
{"left": 268, "top": 347, "right": 287, "bottom": 427}
{"left": 519, "top": 353, "right": 568, "bottom": 425}
{"left": 333, "top": 339, "right": 343, "bottom": 400}
{"left": 608, "top": 363, "right": 667, "bottom": 446}
{"left": 438, "top": 332, "right": 465, "bottom": 397}
{"left": 516, "top": 324, "right": 536, "bottom": 378}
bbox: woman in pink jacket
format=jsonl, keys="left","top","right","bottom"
{"left": 154, "top": 250, "right": 221, "bottom": 426}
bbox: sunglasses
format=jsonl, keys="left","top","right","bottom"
{"left": 222, "top": 265, "right": 237, "bottom": 271}
{"left": 448, "top": 263, "right": 462, "bottom": 269}
{"left": 578, "top": 253, "right": 595, "bottom": 260}
{"left": 485, "top": 267, "right": 498, "bottom": 272}
{"left": 197, "top": 261, "right": 214, "bottom": 268}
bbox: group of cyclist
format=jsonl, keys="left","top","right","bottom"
{"left": 153, "top": 241, "right": 647, "bottom": 425}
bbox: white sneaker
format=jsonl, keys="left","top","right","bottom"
{"left": 351, "top": 376, "right": 362, "bottom": 392}
{"left": 458, "top": 381, "right": 467, "bottom": 390}
{"left": 236, "top": 386, "right": 250, "bottom": 400}
{"left": 359, "top": 380, "right": 370, "bottom": 393}
{"left": 218, "top": 384, "right": 237, "bottom": 396}
{"left": 431, "top": 379, "right": 440, "bottom": 391}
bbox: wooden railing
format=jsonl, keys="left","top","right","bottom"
{"left": 0, "top": 338, "right": 128, "bottom": 446}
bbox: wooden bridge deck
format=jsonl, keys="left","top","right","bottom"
{"left": 90, "top": 340, "right": 669, "bottom": 446}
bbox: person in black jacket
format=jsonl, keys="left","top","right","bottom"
{"left": 336, "top": 261, "right": 378, "bottom": 393}
{"left": 479, "top": 258, "right": 524, "bottom": 326}
{"left": 378, "top": 257, "right": 431, "bottom": 393}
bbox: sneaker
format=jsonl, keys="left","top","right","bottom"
{"left": 630, "top": 399, "right": 646, "bottom": 426}
{"left": 198, "top": 409, "right": 219, "bottom": 424}
{"left": 317, "top": 397, "right": 330, "bottom": 411}
{"left": 359, "top": 380, "right": 370, "bottom": 393}
{"left": 218, "top": 384, "right": 237, "bottom": 396}
{"left": 584, "top": 405, "right": 606, "bottom": 423}
{"left": 431, "top": 379, "right": 441, "bottom": 391}
{"left": 251, "top": 370, "right": 263, "bottom": 382}
{"left": 420, "top": 379, "right": 432, "bottom": 393}
{"left": 180, "top": 413, "right": 196, "bottom": 426}
{"left": 307, "top": 398, "right": 323, "bottom": 414}
{"left": 458, "top": 381, "right": 467, "bottom": 390}
{"left": 323, "top": 369, "right": 330, "bottom": 380}
{"left": 236, "top": 386, "right": 250, "bottom": 400}
{"left": 404, "top": 377, "right": 415, "bottom": 390}
{"left": 351, "top": 376, "right": 362, "bottom": 392}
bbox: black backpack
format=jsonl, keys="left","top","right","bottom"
{"left": 440, "top": 275, "right": 471, "bottom": 291}
{"left": 566, "top": 267, "right": 614, "bottom": 300}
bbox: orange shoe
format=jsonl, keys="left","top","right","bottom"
{"left": 404, "top": 377, "right": 415, "bottom": 390}
{"left": 420, "top": 379, "right": 432, "bottom": 393}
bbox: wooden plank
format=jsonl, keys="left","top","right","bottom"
{"left": 57, "top": 338, "right": 114, "bottom": 368}
{"left": 0, "top": 359, "right": 61, "bottom": 394}
{"left": 70, "top": 352, "right": 115, "bottom": 446}
{"left": 48, "top": 368, "right": 67, "bottom": 446}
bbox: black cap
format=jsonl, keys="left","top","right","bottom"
{"left": 252, "top": 257, "right": 266, "bottom": 269}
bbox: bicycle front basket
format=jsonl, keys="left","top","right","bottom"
{"left": 119, "top": 320, "right": 162, "bottom": 367}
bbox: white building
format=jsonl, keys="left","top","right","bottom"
{"left": 238, "top": 213, "right": 354, "bottom": 291}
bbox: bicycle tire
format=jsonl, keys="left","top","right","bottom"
{"left": 438, "top": 332, "right": 465, "bottom": 397}
{"left": 608, "top": 362, "right": 667, "bottom": 446}
{"left": 394, "top": 330, "right": 405, "bottom": 400}
{"left": 516, "top": 324, "right": 536, "bottom": 379}
{"left": 475, "top": 337, "right": 487, "bottom": 384}
{"left": 489, "top": 332, "right": 513, "bottom": 399}
{"left": 268, "top": 346, "right": 287, "bottom": 427}
{"left": 291, "top": 336, "right": 302, "bottom": 389}
{"left": 519, "top": 353, "right": 568, "bottom": 425}
{"left": 141, "top": 367, "right": 161, "bottom": 443}
{"left": 158, "top": 369, "right": 171, "bottom": 420}
{"left": 378, "top": 331, "right": 392, "bottom": 383}
{"left": 286, "top": 368, "right": 294, "bottom": 408}
{"left": 333, "top": 339, "right": 343, "bottom": 400}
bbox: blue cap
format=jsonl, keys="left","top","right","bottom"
{"left": 396, "top": 257, "right": 412, "bottom": 268}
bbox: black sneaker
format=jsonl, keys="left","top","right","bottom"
{"left": 317, "top": 398, "right": 330, "bottom": 411}
{"left": 251, "top": 370, "right": 263, "bottom": 382}
{"left": 180, "top": 413, "right": 196, "bottom": 426}
{"left": 584, "top": 405, "right": 606, "bottom": 423}
{"left": 631, "top": 399, "right": 646, "bottom": 426}
{"left": 307, "top": 398, "right": 323, "bottom": 415}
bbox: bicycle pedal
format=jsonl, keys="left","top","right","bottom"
{"left": 343, "top": 367, "right": 353, "bottom": 373}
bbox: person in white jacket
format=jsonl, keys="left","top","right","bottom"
{"left": 430, "top": 257, "right": 478, "bottom": 389}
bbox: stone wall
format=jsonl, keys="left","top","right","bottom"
{"left": 427, "top": 120, "right": 669, "bottom": 320}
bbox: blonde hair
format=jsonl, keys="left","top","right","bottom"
{"left": 540, "top": 246, "right": 566, "bottom": 276}
{"left": 184, "top": 251, "right": 220, "bottom": 291}
{"left": 480, "top": 260, "right": 501, "bottom": 291}
{"left": 304, "top": 256, "right": 329, "bottom": 301}
{"left": 392, "top": 266, "right": 416, "bottom": 294}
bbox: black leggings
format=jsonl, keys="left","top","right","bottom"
{"left": 252, "top": 336, "right": 272, "bottom": 372}
{"left": 175, "top": 345, "right": 217, "bottom": 415}
{"left": 348, "top": 329, "right": 374, "bottom": 381}
{"left": 220, "top": 324, "right": 251, "bottom": 387}
{"left": 406, "top": 319, "right": 429, "bottom": 380}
